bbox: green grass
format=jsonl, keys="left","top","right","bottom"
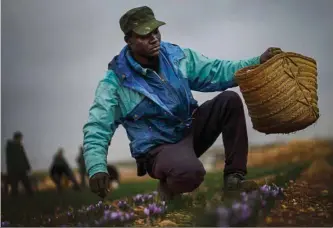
{"left": 1, "top": 162, "right": 307, "bottom": 226}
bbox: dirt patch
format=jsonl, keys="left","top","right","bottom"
{"left": 265, "top": 159, "right": 333, "bottom": 226}
{"left": 248, "top": 139, "right": 332, "bottom": 167}
{"left": 301, "top": 159, "right": 333, "bottom": 179}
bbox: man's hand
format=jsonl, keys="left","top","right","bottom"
{"left": 89, "top": 172, "right": 110, "bottom": 199}
{"left": 260, "top": 47, "right": 283, "bottom": 64}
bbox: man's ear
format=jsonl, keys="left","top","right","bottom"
{"left": 124, "top": 35, "right": 131, "bottom": 45}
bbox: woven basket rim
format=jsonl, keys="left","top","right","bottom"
{"left": 235, "top": 52, "right": 316, "bottom": 79}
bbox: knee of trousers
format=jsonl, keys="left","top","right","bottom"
{"left": 166, "top": 163, "right": 206, "bottom": 193}
{"left": 218, "top": 91, "right": 243, "bottom": 106}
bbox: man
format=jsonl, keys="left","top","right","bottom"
{"left": 49, "top": 148, "right": 80, "bottom": 192}
{"left": 5, "top": 131, "right": 33, "bottom": 196}
{"left": 83, "top": 6, "right": 283, "bottom": 199}
{"left": 76, "top": 145, "right": 87, "bottom": 187}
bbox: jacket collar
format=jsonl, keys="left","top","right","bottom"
{"left": 109, "top": 41, "right": 185, "bottom": 82}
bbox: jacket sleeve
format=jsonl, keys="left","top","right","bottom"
{"left": 83, "top": 71, "right": 122, "bottom": 178}
{"left": 178, "top": 48, "right": 261, "bottom": 92}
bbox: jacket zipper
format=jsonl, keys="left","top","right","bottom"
{"left": 160, "top": 53, "right": 191, "bottom": 116}
{"left": 165, "top": 59, "right": 191, "bottom": 118}
{"left": 151, "top": 71, "right": 185, "bottom": 123}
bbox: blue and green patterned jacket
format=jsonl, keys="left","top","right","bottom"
{"left": 83, "top": 41, "right": 260, "bottom": 177}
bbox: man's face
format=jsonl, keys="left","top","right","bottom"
{"left": 127, "top": 29, "right": 161, "bottom": 58}
{"left": 14, "top": 136, "right": 23, "bottom": 143}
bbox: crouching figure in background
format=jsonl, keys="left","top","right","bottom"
{"left": 49, "top": 148, "right": 81, "bottom": 192}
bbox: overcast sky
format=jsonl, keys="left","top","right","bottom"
{"left": 1, "top": 0, "right": 333, "bottom": 172}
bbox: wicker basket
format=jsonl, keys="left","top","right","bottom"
{"left": 234, "top": 52, "right": 319, "bottom": 134}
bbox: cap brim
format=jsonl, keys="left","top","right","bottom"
{"left": 132, "top": 19, "right": 166, "bottom": 36}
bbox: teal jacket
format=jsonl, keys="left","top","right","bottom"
{"left": 83, "top": 41, "right": 260, "bottom": 177}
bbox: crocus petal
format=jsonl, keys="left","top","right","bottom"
{"left": 144, "top": 208, "right": 150, "bottom": 216}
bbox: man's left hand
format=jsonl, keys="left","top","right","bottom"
{"left": 260, "top": 47, "right": 283, "bottom": 64}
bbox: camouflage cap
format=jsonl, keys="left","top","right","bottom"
{"left": 119, "top": 6, "right": 166, "bottom": 36}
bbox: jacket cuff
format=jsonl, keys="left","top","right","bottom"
{"left": 88, "top": 163, "right": 108, "bottom": 178}
{"left": 253, "top": 56, "right": 261, "bottom": 65}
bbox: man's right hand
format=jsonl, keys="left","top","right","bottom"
{"left": 89, "top": 172, "right": 110, "bottom": 199}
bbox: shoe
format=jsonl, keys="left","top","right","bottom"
{"left": 224, "top": 173, "right": 258, "bottom": 193}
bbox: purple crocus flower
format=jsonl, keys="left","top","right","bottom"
{"left": 232, "top": 202, "right": 241, "bottom": 211}
{"left": 271, "top": 189, "right": 279, "bottom": 197}
{"left": 117, "top": 200, "right": 129, "bottom": 209}
{"left": 1, "top": 221, "right": 10, "bottom": 227}
{"left": 240, "top": 203, "right": 251, "bottom": 221}
{"left": 124, "top": 213, "right": 131, "bottom": 220}
{"left": 129, "top": 212, "right": 134, "bottom": 219}
{"left": 146, "top": 194, "right": 153, "bottom": 200}
{"left": 148, "top": 203, "right": 157, "bottom": 210}
{"left": 145, "top": 203, "right": 166, "bottom": 216}
{"left": 154, "top": 207, "right": 163, "bottom": 214}
{"left": 86, "top": 205, "right": 95, "bottom": 211}
{"left": 103, "top": 210, "right": 111, "bottom": 219}
{"left": 96, "top": 201, "right": 103, "bottom": 207}
{"left": 216, "top": 206, "right": 230, "bottom": 219}
{"left": 216, "top": 207, "right": 230, "bottom": 227}
{"left": 260, "top": 184, "right": 271, "bottom": 194}
{"left": 133, "top": 194, "right": 144, "bottom": 204}
{"left": 141, "top": 194, "right": 153, "bottom": 201}
{"left": 133, "top": 194, "right": 143, "bottom": 200}
{"left": 240, "top": 192, "right": 248, "bottom": 202}
{"left": 110, "top": 212, "right": 120, "bottom": 220}
{"left": 144, "top": 207, "right": 150, "bottom": 216}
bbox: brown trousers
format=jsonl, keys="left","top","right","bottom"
{"left": 145, "top": 91, "right": 249, "bottom": 194}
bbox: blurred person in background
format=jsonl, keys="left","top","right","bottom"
{"left": 83, "top": 6, "right": 282, "bottom": 200}
{"left": 49, "top": 148, "right": 80, "bottom": 192}
{"left": 76, "top": 145, "right": 87, "bottom": 187}
{"left": 5, "top": 131, "right": 33, "bottom": 197}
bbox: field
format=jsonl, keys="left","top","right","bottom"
{"left": 1, "top": 139, "right": 333, "bottom": 227}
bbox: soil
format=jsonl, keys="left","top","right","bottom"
{"left": 265, "top": 159, "right": 333, "bottom": 227}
